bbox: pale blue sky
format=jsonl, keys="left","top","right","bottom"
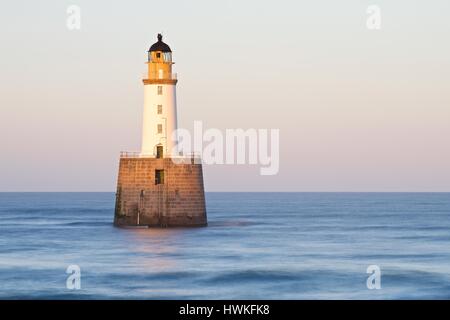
{"left": 1, "top": 0, "right": 450, "bottom": 191}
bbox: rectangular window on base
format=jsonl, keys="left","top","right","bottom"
{"left": 157, "top": 105, "right": 162, "bottom": 114}
{"left": 155, "top": 170, "right": 164, "bottom": 185}
{"left": 157, "top": 124, "right": 163, "bottom": 134}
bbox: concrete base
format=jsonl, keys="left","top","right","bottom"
{"left": 114, "top": 156, "right": 207, "bottom": 227}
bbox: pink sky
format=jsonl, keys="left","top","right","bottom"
{"left": 0, "top": 0, "right": 449, "bottom": 191}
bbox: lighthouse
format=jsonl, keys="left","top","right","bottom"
{"left": 114, "top": 34, "right": 207, "bottom": 227}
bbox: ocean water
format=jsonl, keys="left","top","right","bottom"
{"left": 0, "top": 192, "right": 449, "bottom": 299}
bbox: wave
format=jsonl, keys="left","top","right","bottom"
{"left": 202, "top": 269, "right": 320, "bottom": 284}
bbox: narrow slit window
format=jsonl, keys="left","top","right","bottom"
{"left": 157, "top": 124, "right": 163, "bottom": 134}
{"left": 157, "top": 86, "right": 163, "bottom": 95}
{"left": 157, "top": 105, "right": 162, "bottom": 114}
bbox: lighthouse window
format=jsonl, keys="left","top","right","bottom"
{"left": 157, "top": 86, "right": 163, "bottom": 95}
{"left": 157, "top": 124, "right": 163, "bottom": 134}
{"left": 155, "top": 170, "right": 164, "bottom": 185}
{"left": 164, "top": 52, "right": 172, "bottom": 62}
{"left": 157, "top": 105, "right": 163, "bottom": 114}
{"left": 156, "top": 52, "right": 161, "bottom": 58}
{"left": 156, "top": 145, "right": 164, "bottom": 158}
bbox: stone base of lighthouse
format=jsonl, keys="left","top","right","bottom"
{"left": 114, "top": 156, "right": 207, "bottom": 227}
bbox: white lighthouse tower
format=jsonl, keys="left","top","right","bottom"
{"left": 141, "top": 33, "right": 178, "bottom": 157}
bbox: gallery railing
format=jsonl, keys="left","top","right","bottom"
{"left": 120, "top": 151, "right": 201, "bottom": 159}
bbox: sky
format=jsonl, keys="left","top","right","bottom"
{"left": 0, "top": 0, "right": 450, "bottom": 191}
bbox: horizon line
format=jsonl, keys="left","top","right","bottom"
{"left": 1, "top": 191, "right": 450, "bottom": 193}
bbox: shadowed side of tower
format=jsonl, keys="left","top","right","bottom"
{"left": 114, "top": 34, "right": 207, "bottom": 227}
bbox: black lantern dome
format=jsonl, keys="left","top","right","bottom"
{"left": 148, "top": 34, "right": 172, "bottom": 53}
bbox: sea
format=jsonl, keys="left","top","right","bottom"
{"left": 0, "top": 192, "right": 449, "bottom": 299}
